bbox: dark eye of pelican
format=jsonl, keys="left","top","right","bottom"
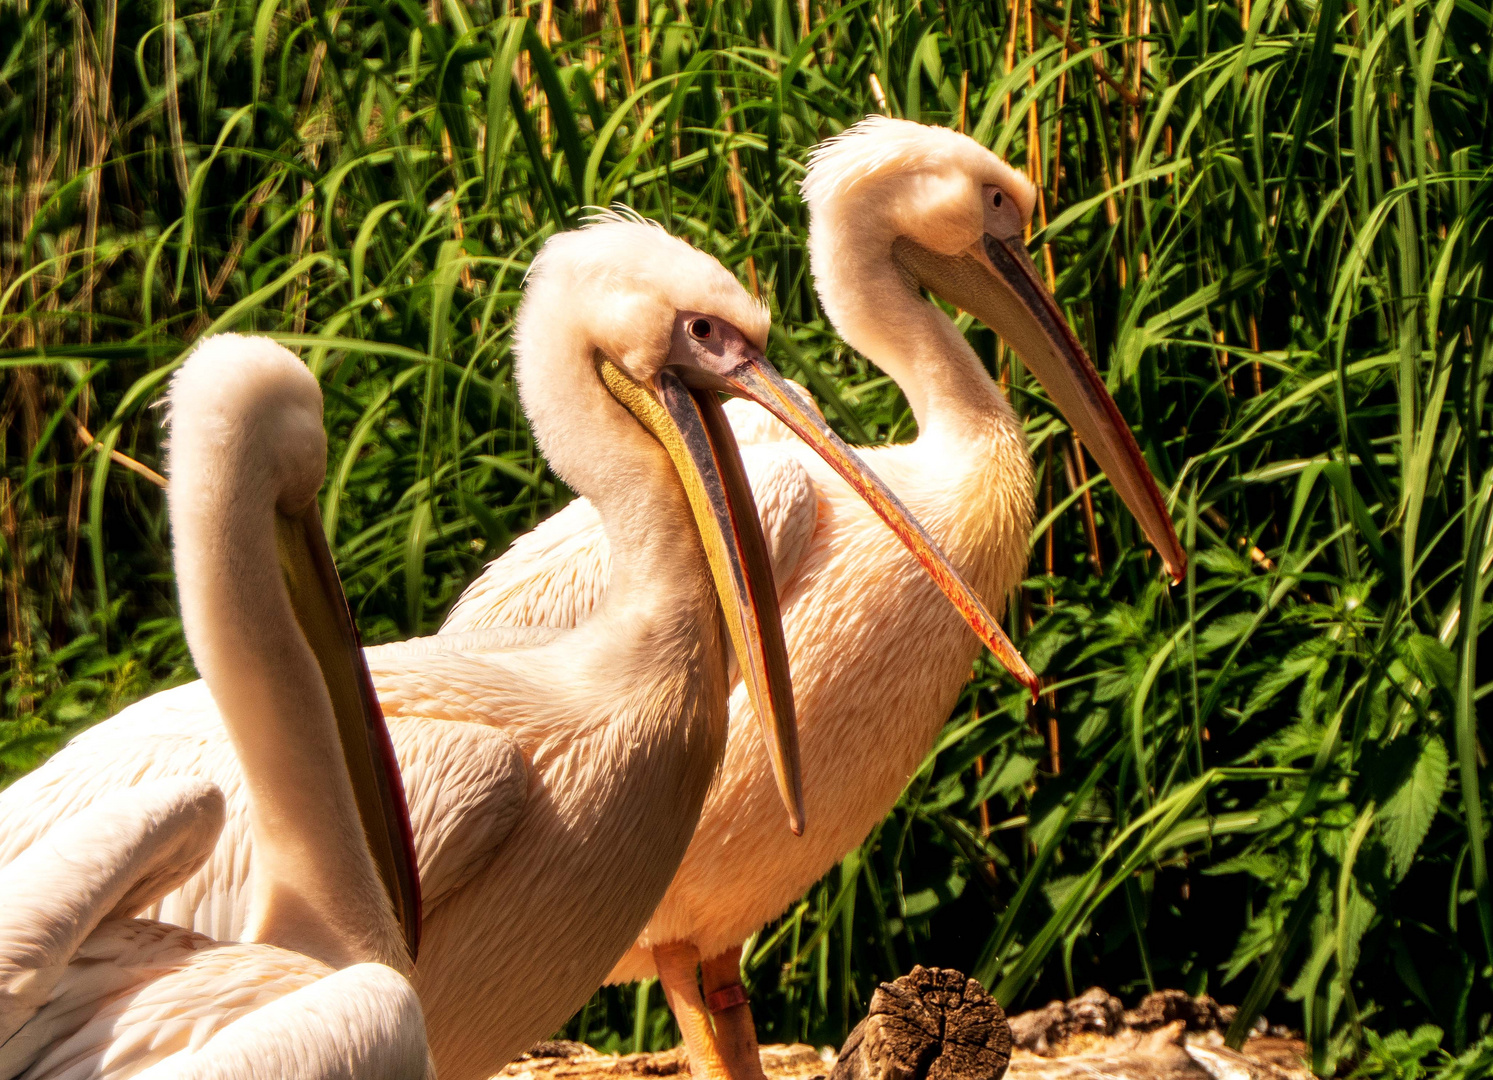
{"left": 992, "top": 190, "right": 1004, "bottom": 208}
{"left": 688, "top": 318, "right": 713, "bottom": 340}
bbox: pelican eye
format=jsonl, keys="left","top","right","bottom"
{"left": 992, "top": 191, "right": 1004, "bottom": 208}
{"left": 688, "top": 319, "right": 713, "bottom": 340}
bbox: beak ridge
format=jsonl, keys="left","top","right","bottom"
{"left": 895, "top": 234, "right": 1187, "bottom": 585}
{"left": 599, "top": 358, "right": 806, "bottom": 835}
{"left": 276, "top": 506, "right": 422, "bottom": 962}
{"left": 708, "top": 352, "right": 1041, "bottom": 698}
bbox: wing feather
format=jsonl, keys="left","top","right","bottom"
{"left": 0, "top": 694, "right": 531, "bottom": 946}
{"left": 441, "top": 444, "right": 821, "bottom": 636}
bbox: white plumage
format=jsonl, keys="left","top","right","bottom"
{"left": 0, "top": 220, "right": 858, "bottom": 1080}
{"left": 1, "top": 338, "right": 432, "bottom": 1080}
{"left": 435, "top": 119, "right": 1186, "bottom": 1080}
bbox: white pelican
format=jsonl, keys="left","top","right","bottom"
{"left": 0, "top": 336, "right": 431, "bottom": 1079}
{"left": 437, "top": 120, "right": 1187, "bottom": 1079}
{"left": 0, "top": 218, "right": 1016, "bottom": 1080}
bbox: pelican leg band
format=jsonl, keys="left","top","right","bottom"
{"left": 705, "top": 983, "right": 748, "bottom": 1014}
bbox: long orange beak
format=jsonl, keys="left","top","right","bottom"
{"left": 891, "top": 231, "right": 1186, "bottom": 583}
{"left": 276, "top": 505, "right": 422, "bottom": 960}
{"left": 599, "top": 358, "right": 804, "bottom": 835}
{"left": 685, "top": 350, "right": 1040, "bottom": 699}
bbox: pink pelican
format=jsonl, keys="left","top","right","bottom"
{"left": 0, "top": 337, "right": 431, "bottom": 1079}
{"left": 438, "top": 121, "right": 1187, "bottom": 1078}
{"left": 0, "top": 217, "right": 1024, "bottom": 1080}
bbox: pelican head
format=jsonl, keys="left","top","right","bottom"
{"left": 168, "top": 335, "right": 421, "bottom": 965}
{"left": 516, "top": 215, "right": 1041, "bottom": 833}
{"left": 802, "top": 116, "right": 1186, "bottom": 582}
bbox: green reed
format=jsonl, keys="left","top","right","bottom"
{"left": 2, "top": 0, "right": 1492, "bottom": 1072}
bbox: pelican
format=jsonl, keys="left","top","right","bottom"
{"left": 0, "top": 217, "right": 1019, "bottom": 1080}
{"left": 438, "top": 120, "right": 1187, "bottom": 1079}
{"left": 0, "top": 337, "right": 431, "bottom": 1079}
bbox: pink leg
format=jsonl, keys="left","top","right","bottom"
{"left": 654, "top": 942, "right": 731, "bottom": 1080}
{"left": 701, "top": 945, "right": 767, "bottom": 1080}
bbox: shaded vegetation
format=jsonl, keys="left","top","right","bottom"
{"left": 3, "top": 0, "right": 1492, "bottom": 1073}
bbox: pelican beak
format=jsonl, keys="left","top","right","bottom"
{"left": 275, "top": 504, "right": 422, "bottom": 961}
{"left": 668, "top": 315, "right": 1039, "bottom": 699}
{"left": 889, "top": 208, "right": 1186, "bottom": 583}
{"left": 598, "top": 357, "right": 804, "bottom": 836}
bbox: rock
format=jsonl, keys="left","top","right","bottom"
{"left": 1009, "top": 987, "right": 1124, "bottom": 1055}
{"left": 826, "top": 965, "right": 1012, "bottom": 1080}
{"left": 1123, "top": 991, "right": 1237, "bottom": 1034}
{"left": 522, "top": 1041, "right": 596, "bottom": 1060}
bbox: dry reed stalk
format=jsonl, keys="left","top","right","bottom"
{"left": 1077, "top": 0, "right": 1124, "bottom": 290}
{"left": 1204, "top": 507, "right": 1275, "bottom": 571}
{"left": 429, "top": 0, "right": 479, "bottom": 308}
{"left": 957, "top": 70, "right": 969, "bottom": 132}
{"left": 1042, "top": 441, "right": 1060, "bottom": 775}
{"left": 868, "top": 72, "right": 888, "bottom": 112}
{"left": 1062, "top": 439, "right": 1104, "bottom": 574}
{"left": 609, "top": 0, "right": 635, "bottom": 95}
{"left": 1024, "top": 0, "right": 1057, "bottom": 286}
{"left": 1044, "top": 441, "right": 1055, "bottom": 588}
{"left": 72, "top": 417, "right": 169, "bottom": 488}
{"left": 287, "top": 0, "right": 349, "bottom": 333}
{"left": 1133, "top": 0, "right": 1148, "bottom": 145}
{"left": 1, "top": 474, "right": 28, "bottom": 706}
{"left": 20, "top": 22, "right": 57, "bottom": 351}
{"left": 208, "top": 180, "right": 276, "bottom": 302}
{"left": 638, "top": 0, "right": 651, "bottom": 83}
{"left": 61, "top": 0, "right": 117, "bottom": 606}
{"left": 1039, "top": 14, "right": 1140, "bottom": 106}
{"left": 582, "top": 0, "right": 604, "bottom": 99}
{"left": 2, "top": 368, "right": 40, "bottom": 711}
{"left": 536, "top": 0, "right": 554, "bottom": 140}
{"left": 718, "top": 95, "right": 759, "bottom": 297}
{"left": 972, "top": 702, "right": 997, "bottom": 883}
{"left": 1004, "top": 0, "right": 1020, "bottom": 122}
{"left": 162, "top": 0, "right": 190, "bottom": 207}
{"left": 73, "top": 0, "right": 117, "bottom": 341}
{"left": 1248, "top": 310, "right": 1262, "bottom": 395}
{"left": 1216, "top": 326, "right": 1234, "bottom": 395}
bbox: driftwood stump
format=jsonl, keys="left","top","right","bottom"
{"left": 498, "top": 984, "right": 1312, "bottom": 1080}
{"left": 826, "top": 965, "right": 1012, "bottom": 1080}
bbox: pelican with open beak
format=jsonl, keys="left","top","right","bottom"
{"left": 438, "top": 121, "right": 1187, "bottom": 1080}
{"left": 0, "top": 215, "right": 1019, "bottom": 1080}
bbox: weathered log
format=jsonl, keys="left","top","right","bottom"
{"left": 498, "top": 985, "right": 1312, "bottom": 1080}
{"left": 827, "top": 966, "right": 1012, "bottom": 1080}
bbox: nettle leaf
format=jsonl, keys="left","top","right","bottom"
{"left": 1378, "top": 735, "right": 1450, "bottom": 879}
{"left": 1022, "top": 620, "right": 1076, "bottom": 676}
{"left": 1242, "top": 643, "right": 1331, "bottom": 721}
{"left": 1196, "top": 611, "right": 1258, "bottom": 656}
{"left": 1203, "top": 851, "right": 1288, "bottom": 881}
{"left": 1398, "top": 634, "right": 1457, "bottom": 694}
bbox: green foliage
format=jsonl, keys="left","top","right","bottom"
{"left": 3, "top": 0, "right": 1492, "bottom": 1073}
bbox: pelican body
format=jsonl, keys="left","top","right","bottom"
{"left": 0, "top": 218, "right": 1012, "bottom": 1080}
{"left": 439, "top": 120, "right": 1186, "bottom": 1079}
{"left": 0, "top": 337, "right": 429, "bottom": 1080}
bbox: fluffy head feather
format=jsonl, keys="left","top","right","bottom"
{"left": 801, "top": 116, "right": 1036, "bottom": 253}
{"left": 512, "top": 215, "right": 768, "bottom": 502}
{"left": 167, "top": 334, "right": 327, "bottom": 520}
{"left": 519, "top": 213, "right": 768, "bottom": 379}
